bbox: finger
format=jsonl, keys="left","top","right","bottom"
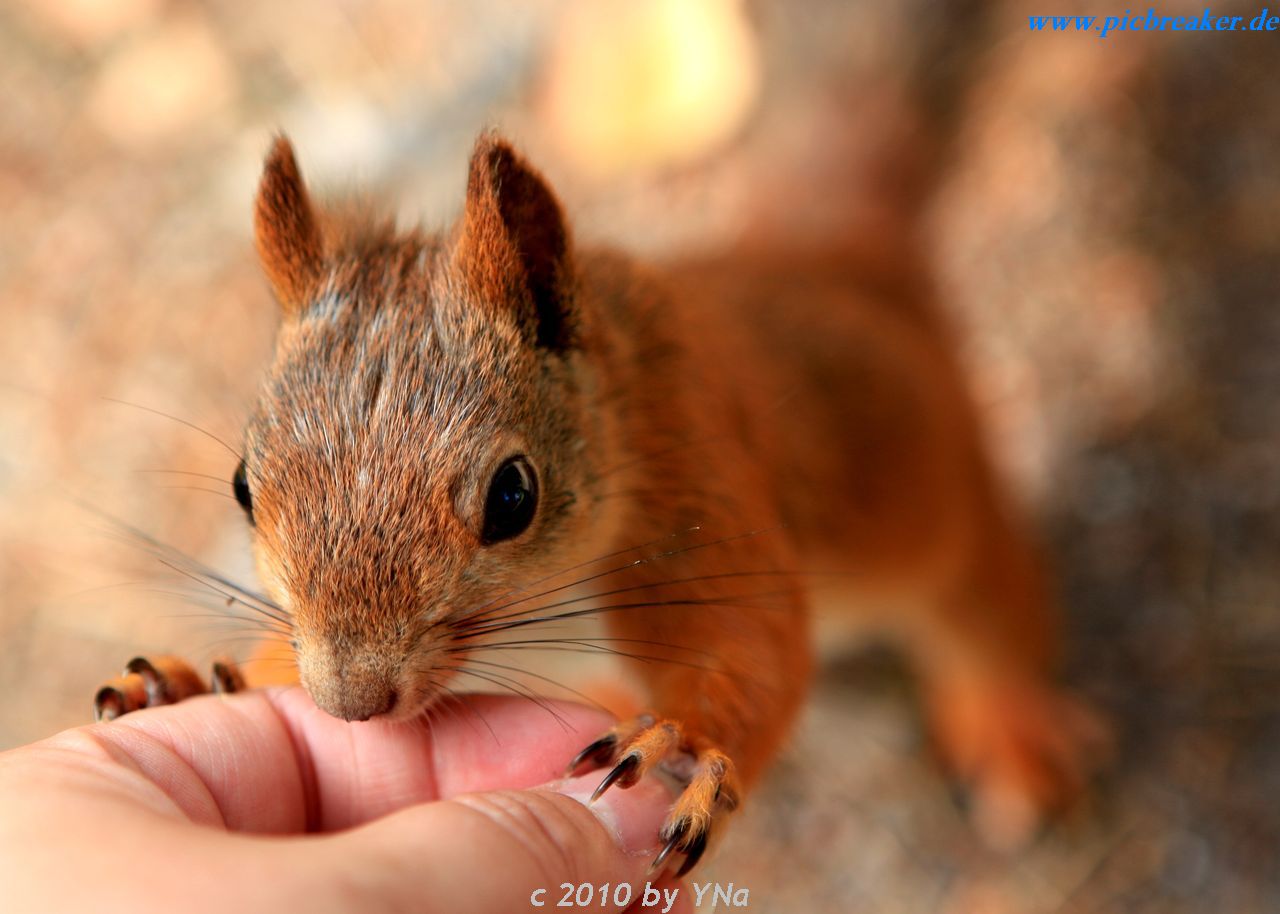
{"left": 263, "top": 686, "right": 619, "bottom": 829}
{"left": 294, "top": 773, "right": 680, "bottom": 914}
{"left": 56, "top": 687, "right": 614, "bottom": 832}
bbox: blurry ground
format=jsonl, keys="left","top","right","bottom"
{"left": 1, "top": 0, "right": 1278, "bottom": 911}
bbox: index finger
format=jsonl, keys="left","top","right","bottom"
{"left": 52, "top": 686, "right": 614, "bottom": 833}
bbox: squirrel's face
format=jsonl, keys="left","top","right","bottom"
{"left": 237, "top": 134, "right": 610, "bottom": 722}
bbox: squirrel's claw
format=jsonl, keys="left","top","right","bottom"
{"left": 92, "top": 655, "right": 242, "bottom": 721}
{"left": 590, "top": 752, "right": 641, "bottom": 800}
{"left": 651, "top": 817, "right": 710, "bottom": 878}
{"left": 571, "top": 714, "right": 739, "bottom": 877}
{"left": 92, "top": 680, "right": 147, "bottom": 722}
{"left": 567, "top": 713, "right": 656, "bottom": 778}
{"left": 211, "top": 659, "right": 246, "bottom": 694}
{"left": 565, "top": 732, "right": 619, "bottom": 777}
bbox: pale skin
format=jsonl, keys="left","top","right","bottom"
{"left": 0, "top": 690, "right": 691, "bottom": 914}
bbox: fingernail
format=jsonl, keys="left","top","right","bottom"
{"left": 549, "top": 772, "right": 673, "bottom": 856}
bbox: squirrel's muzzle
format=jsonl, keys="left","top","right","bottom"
{"left": 297, "top": 644, "right": 401, "bottom": 722}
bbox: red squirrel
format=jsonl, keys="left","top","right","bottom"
{"left": 94, "top": 132, "right": 1104, "bottom": 871}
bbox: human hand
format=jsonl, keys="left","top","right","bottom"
{"left": 0, "top": 687, "right": 691, "bottom": 913}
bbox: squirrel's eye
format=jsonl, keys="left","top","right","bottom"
{"left": 482, "top": 456, "right": 538, "bottom": 544}
{"left": 232, "top": 459, "right": 254, "bottom": 526}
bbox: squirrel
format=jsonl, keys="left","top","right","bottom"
{"left": 93, "top": 131, "right": 1105, "bottom": 871}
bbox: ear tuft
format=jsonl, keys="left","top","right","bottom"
{"left": 255, "top": 136, "right": 324, "bottom": 315}
{"left": 457, "top": 132, "right": 576, "bottom": 351}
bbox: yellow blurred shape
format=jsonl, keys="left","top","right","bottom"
{"left": 85, "top": 16, "right": 235, "bottom": 149}
{"left": 21, "top": 0, "right": 159, "bottom": 46}
{"left": 544, "top": 0, "right": 761, "bottom": 174}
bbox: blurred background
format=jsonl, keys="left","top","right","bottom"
{"left": 1, "top": 0, "right": 1278, "bottom": 910}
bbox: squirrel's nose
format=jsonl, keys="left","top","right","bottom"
{"left": 326, "top": 687, "right": 398, "bottom": 722}
{"left": 298, "top": 648, "right": 401, "bottom": 721}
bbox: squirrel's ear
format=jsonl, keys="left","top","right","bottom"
{"left": 254, "top": 136, "right": 324, "bottom": 316}
{"left": 454, "top": 132, "right": 576, "bottom": 351}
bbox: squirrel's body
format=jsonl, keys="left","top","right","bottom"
{"left": 584, "top": 237, "right": 1062, "bottom": 795}
{"left": 96, "top": 134, "right": 1103, "bottom": 867}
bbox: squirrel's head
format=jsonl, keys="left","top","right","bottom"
{"left": 239, "top": 133, "right": 611, "bottom": 721}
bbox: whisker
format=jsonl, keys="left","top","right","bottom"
{"left": 152, "top": 484, "right": 238, "bottom": 502}
{"left": 459, "top": 590, "right": 794, "bottom": 641}
{"left": 152, "top": 556, "right": 283, "bottom": 616}
{"left": 128, "top": 584, "right": 283, "bottom": 622}
{"left": 85, "top": 535, "right": 287, "bottom": 635}
{"left": 432, "top": 683, "right": 499, "bottom": 745}
{"left": 455, "top": 526, "right": 783, "bottom": 629}
{"left": 459, "top": 641, "right": 721, "bottom": 673}
{"left": 468, "top": 635, "right": 713, "bottom": 657}
{"left": 235, "top": 655, "right": 298, "bottom": 669}
{"left": 453, "top": 526, "right": 705, "bottom": 627}
{"left": 418, "top": 679, "right": 472, "bottom": 739}
{"left": 138, "top": 469, "right": 234, "bottom": 485}
{"left": 158, "top": 611, "right": 291, "bottom": 637}
{"left": 157, "top": 560, "right": 292, "bottom": 628}
{"left": 460, "top": 658, "right": 612, "bottom": 714}
{"left": 459, "top": 568, "right": 799, "bottom": 632}
{"left": 135, "top": 586, "right": 270, "bottom": 612}
{"left": 196, "top": 634, "right": 286, "bottom": 655}
{"left": 441, "top": 665, "right": 572, "bottom": 731}
{"left": 102, "top": 397, "right": 243, "bottom": 460}
{"left": 80, "top": 506, "right": 283, "bottom": 615}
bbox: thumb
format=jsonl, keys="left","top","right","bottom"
{"left": 299, "top": 772, "right": 684, "bottom": 913}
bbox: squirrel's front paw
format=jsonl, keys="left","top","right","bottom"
{"left": 567, "top": 715, "right": 740, "bottom": 877}
{"left": 93, "top": 655, "right": 244, "bottom": 721}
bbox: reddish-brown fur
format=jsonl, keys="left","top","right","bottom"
{"left": 99, "top": 131, "right": 1104, "bottom": 860}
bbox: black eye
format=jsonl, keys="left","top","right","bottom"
{"left": 482, "top": 456, "right": 538, "bottom": 544}
{"left": 232, "top": 459, "right": 254, "bottom": 526}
